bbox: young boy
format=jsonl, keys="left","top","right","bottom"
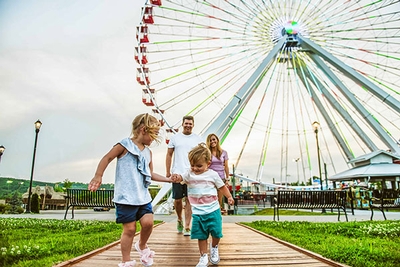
{"left": 172, "top": 143, "right": 234, "bottom": 267}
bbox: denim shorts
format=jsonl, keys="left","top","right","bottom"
{"left": 172, "top": 183, "right": 188, "bottom": 199}
{"left": 115, "top": 202, "right": 153, "bottom": 224}
{"left": 191, "top": 209, "right": 223, "bottom": 240}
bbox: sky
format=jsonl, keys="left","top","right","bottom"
{"left": 0, "top": 0, "right": 159, "bottom": 184}
{"left": 1, "top": 0, "right": 399, "bottom": 187}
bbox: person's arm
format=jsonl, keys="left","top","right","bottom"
{"left": 224, "top": 159, "right": 229, "bottom": 183}
{"left": 223, "top": 151, "right": 230, "bottom": 184}
{"left": 219, "top": 185, "right": 234, "bottom": 205}
{"left": 88, "top": 144, "right": 125, "bottom": 192}
{"left": 165, "top": 147, "right": 174, "bottom": 177}
{"left": 149, "top": 150, "right": 174, "bottom": 183}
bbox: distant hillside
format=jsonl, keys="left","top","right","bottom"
{"left": 0, "top": 177, "right": 114, "bottom": 199}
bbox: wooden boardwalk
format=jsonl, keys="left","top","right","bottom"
{"left": 55, "top": 222, "right": 348, "bottom": 267}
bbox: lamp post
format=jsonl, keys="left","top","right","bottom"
{"left": 312, "top": 121, "right": 323, "bottom": 190}
{"left": 26, "top": 120, "right": 42, "bottom": 213}
{"left": 0, "top": 145, "right": 5, "bottom": 163}
{"left": 312, "top": 121, "right": 326, "bottom": 213}
{"left": 294, "top": 158, "right": 300, "bottom": 185}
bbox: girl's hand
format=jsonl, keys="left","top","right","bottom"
{"left": 88, "top": 177, "right": 102, "bottom": 192}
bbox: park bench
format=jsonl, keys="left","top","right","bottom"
{"left": 273, "top": 190, "right": 348, "bottom": 221}
{"left": 64, "top": 189, "right": 114, "bottom": 219}
{"left": 368, "top": 189, "right": 400, "bottom": 220}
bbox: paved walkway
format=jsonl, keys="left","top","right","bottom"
{"left": 1, "top": 208, "right": 399, "bottom": 222}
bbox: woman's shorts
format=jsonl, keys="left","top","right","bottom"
{"left": 115, "top": 202, "right": 153, "bottom": 224}
{"left": 191, "top": 209, "right": 223, "bottom": 240}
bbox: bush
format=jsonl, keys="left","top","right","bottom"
{"left": 31, "top": 193, "right": 40, "bottom": 213}
{"left": 0, "top": 204, "right": 6, "bottom": 214}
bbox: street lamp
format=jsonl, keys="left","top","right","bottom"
{"left": 312, "top": 121, "right": 323, "bottom": 191}
{"left": 313, "top": 121, "right": 326, "bottom": 213}
{"left": 293, "top": 158, "right": 300, "bottom": 184}
{"left": 0, "top": 145, "right": 5, "bottom": 163}
{"left": 26, "top": 120, "right": 42, "bottom": 213}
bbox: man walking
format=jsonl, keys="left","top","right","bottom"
{"left": 166, "top": 115, "right": 202, "bottom": 236}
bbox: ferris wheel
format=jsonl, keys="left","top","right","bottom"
{"left": 135, "top": 0, "right": 400, "bottom": 184}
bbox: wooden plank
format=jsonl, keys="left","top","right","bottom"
{"left": 57, "top": 222, "right": 346, "bottom": 267}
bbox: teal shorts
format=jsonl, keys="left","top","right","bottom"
{"left": 191, "top": 209, "right": 223, "bottom": 240}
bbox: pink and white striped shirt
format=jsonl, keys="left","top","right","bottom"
{"left": 181, "top": 169, "right": 225, "bottom": 215}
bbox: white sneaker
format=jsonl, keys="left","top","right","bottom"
{"left": 118, "top": 260, "right": 136, "bottom": 267}
{"left": 183, "top": 228, "right": 191, "bottom": 236}
{"left": 196, "top": 254, "right": 209, "bottom": 267}
{"left": 210, "top": 245, "right": 220, "bottom": 264}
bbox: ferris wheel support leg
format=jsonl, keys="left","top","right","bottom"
{"left": 295, "top": 61, "right": 355, "bottom": 162}
{"left": 203, "top": 37, "right": 287, "bottom": 140}
{"left": 308, "top": 54, "right": 380, "bottom": 152}
{"left": 299, "top": 35, "right": 400, "bottom": 155}
{"left": 299, "top": 35, "right": 400, "bottom": 115}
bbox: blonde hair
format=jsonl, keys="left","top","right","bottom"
{"left": 131, "top": 113, "right": 161, "bottom": 143}
{"left": 206, "top": 133, "right": 223, "bottom": 159}
{"left": 188, "top": 143, "right": 211, "bottom": 165}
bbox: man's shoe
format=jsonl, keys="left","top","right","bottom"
{"left": 183, "top": 228, "right": 191, "bottom": 236}
{"left": 210, "top": 244, "right": 220, "bottom": 264}
{"left": 177, "top": 220, "right": 184, "bottom": 233}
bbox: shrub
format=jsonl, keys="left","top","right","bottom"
{"left": 31, "top": 194, "right": 40, "bottom": 213}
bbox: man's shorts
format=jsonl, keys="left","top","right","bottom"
{"left": 172, "top": 183, "right": 188, "bottom": 199}
{"left": 191, "top": 209, "right": 223, "bottom": 240}
{"left": 115, "top": 202, "right": 153, "bottom": 224}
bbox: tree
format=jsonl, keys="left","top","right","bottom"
{"left": 62, "top": 179, "right": 73, "bottom": 191}
{"left": 9, "top": 191, "right": 23, "bottom": 214}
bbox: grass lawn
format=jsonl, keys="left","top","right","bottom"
{"left": 0, "top": 218, "right": 162, "bottom": 267}
{"left": 1, "top": 211, "right": 399, "bottom": 267}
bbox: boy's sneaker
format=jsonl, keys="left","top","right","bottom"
{"left": 118, "top": 260, "right": 136, "bottom": 267}
{"left": 196, "top": 254, "right": 209, "bottom": 267}
{"left": 210, "top": 244, "right": 220, "bottom": 264}
{"left": 134, "top": 241, "right": 155, "bottom": 267}
{"left": 183, "top": 228, "right": 191, "bottom": 236}
{"left": 177, "top": 220, "right": 184, "bottom": 233}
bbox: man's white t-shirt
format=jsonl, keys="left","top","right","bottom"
{"left": 168, "top": 132, "right": 202, "bottom": 174}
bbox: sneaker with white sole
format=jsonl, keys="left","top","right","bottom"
{"left": 177, "top": 220, "right": 184, "bottom": 233}
{"left": 183, "top": 228, "right": 191, "bottom": 236}
{"left": 210, "top": 244, "right": 220, "bottom": 264}
{"left": 118, "top": 260, "right": 136, "bottom": 267}
{"left": 196, "top": 254, "right": 209, "bottom": 267}
{"left": 134, "top": 241, "right": 155, "bottom": 267}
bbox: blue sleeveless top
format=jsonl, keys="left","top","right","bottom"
{"left": 113, "top": 138, "right": 152, "bottom": 205}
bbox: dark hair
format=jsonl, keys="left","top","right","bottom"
{"left": 182, "top": 115, "right": 194, "bottom": 124}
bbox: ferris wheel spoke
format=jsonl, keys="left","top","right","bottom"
{"left": 137, "top": 0, "right": 400, "bottom": 184}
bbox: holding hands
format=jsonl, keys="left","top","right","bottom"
{"left": 170, "top": 174, "right": 183, "bottom": 183}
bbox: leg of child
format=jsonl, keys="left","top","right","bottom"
{"left": 211, "top": 237, "right": 220, "bottom": 247}
{"left": 198, "top": 239, "right": 208, "bottom": 255}
{"left": 120, "top": 221, "right": 137, "bottom": 262}
{"left": 138, "top": 213, "right": 154, "bottom": 249}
